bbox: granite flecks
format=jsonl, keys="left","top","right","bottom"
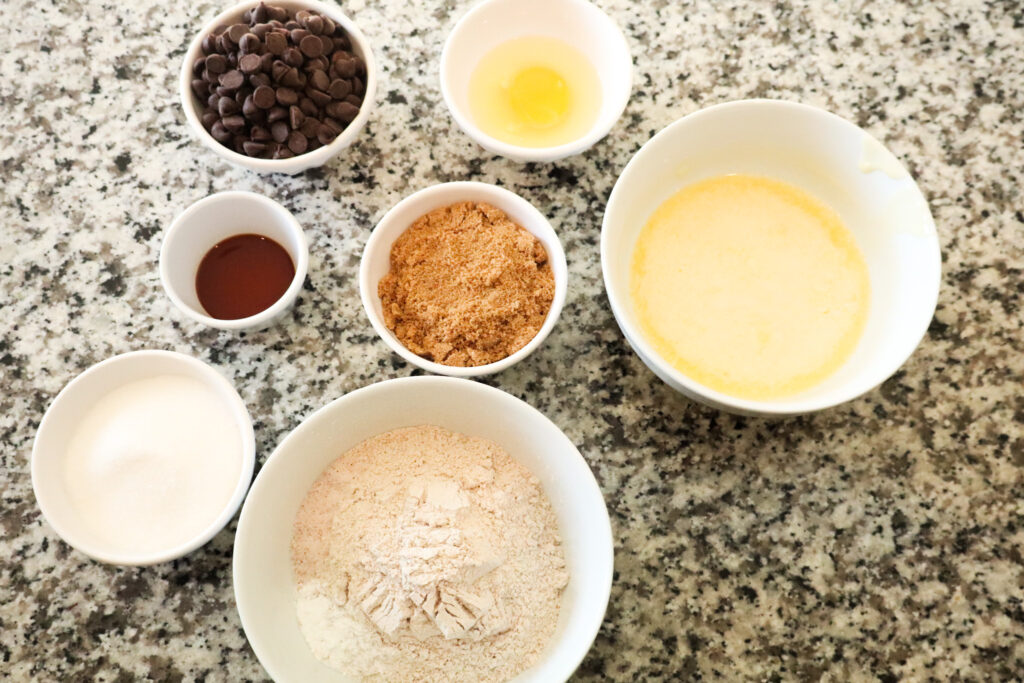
{"left": 2, "top": 0, "right": 1024, "bottom": 680}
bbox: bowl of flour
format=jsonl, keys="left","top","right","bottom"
{"left": 233, "top": 376, "right": 612, "bottom": 682}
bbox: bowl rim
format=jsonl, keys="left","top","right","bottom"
{"left": 358, "top": 181, "right": 568, "bottom": 377}
{"left": 179, "top": 0, "right": 377, "bottom": 174}
{"left": 30, "top": 350, "right": 256, "bottom": 566}
{"left": 439, "top": 0, "right": 632, "bottom": 163}
{"left": 600, "top": 98, "right": 942, "bottom": 416}
{"left": 233, "top": 374, "right": 614, "bottom": 682}
{"left": 158, "top": 190, "right": 310, "bottom": 331}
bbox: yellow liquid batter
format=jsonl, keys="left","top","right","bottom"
{"left": 630, "top": 174, "right": 870, "bottom": 400}
{"left": 468, "top": 36, "right": 601, "bottom": 148}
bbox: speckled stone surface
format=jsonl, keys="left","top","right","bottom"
{"left": 2, "top": 0, "right": 1023, "bottom": 680}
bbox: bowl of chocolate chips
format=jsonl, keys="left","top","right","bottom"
{"left": 180, "top": 0, "right": 376, "bottom": 174}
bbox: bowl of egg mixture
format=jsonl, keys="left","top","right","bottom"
{"left": 440, "top": 0, "right": 632, "bottom": 162}
{"left": 602, "top": 99, "right": 941, "bottom": 416}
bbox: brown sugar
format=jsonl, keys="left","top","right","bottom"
{"left": 378, "top": 201, "right": 555, "bottom": 367}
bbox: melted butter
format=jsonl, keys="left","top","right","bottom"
{"left": 630, "top": 174, "right": 871, "bottom": 400}
{"left": 468, "top": 36, "right": 601, "bottom": 148}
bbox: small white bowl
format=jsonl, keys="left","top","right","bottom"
{"left": 160, "top": 190, "right": 309, "bottom": 331}
{"left": 359, "top": 181, "right": 568, "bottom": 376}
{"left": 180, "top": 0, "right": 377, "bottom": 175}
{"left": 602, "top": 99, "right": 942, "bottom": 417}
{"left": 31, "top": 350, "right": 255, "bottom": 566}
{"left": 234, "top": 375, "right": 612, "bottom": 682}
{"left": 440, "top": 0, "right": 632, "bottom": 163}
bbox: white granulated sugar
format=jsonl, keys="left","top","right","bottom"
{"left": 291, "top": 425, "right": 568, "bottom": 683}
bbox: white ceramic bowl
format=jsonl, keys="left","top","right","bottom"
{"left": 160, "top": 191, "right": 309, "bottom": 331}
{"left": 180, "top": 0, "right": 377, "bottom": 174}
{"left": 440, "top": 0, "right": 632, "bottom": 163}
{"left": 31, "top": 350, "right": 255, "bottom": 566}
{"left": 359, "top": 181, "right": 568, "bottom": 376}
{"left": 234, "top": 375, "right": 612, "bottom": 682}
{"left": 602, "top": 99, "right": 942, "bottom": 417}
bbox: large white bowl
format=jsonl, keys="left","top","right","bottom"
{"left": 31, "top": 351, "right": 255, "bottom": 565}
{"left": 601, "top": 99, "right": 941, "bottom": 416}
{"left": 440, "top": 0, "right": 632, "bottom": 163}
{"left": 233, "top": 376, "right": 612, "bottom": 682}
{"left": 180, "top": 0, "right": 377, "bottom": 174}
{"left": 359, "top": 182, "right": 568, "bottom": 377}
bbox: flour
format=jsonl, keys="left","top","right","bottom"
{"left": 291, "top": 425, "right": 568, "bottom": 682}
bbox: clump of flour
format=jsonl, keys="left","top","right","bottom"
{"left": 291, "top": 425, "right": 568, "bottom": 682}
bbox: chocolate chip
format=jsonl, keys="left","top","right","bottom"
{"left": 219, "top": 70, "right": 244, "bottom": 89}
{"left": 218, "top": 96, "right": 241, "bottom": 116}
{"left": 207, "top": 92, "right": 220, "bottom": 109}
{"left": 253, "top": 2, "right": 269, "bottom": 23}
{"left": 239, "top": 53, "right": 262, "bottom": 74}
{"left": 191, "top": 79, "right": 210, "bottom": 98}
{"left": 250, "top": 72, "right": 272, "bottom": 88}
{"left": 294, "top": 10, "right": 311, "bottom": 24}
{"left": 210, "top": 120, "right": 232, "bottom": 142}
{"left": 321, "top": 17, "right": 335, "bottom": 35}
{"left": 267, "top": 105, "right": 287, "bottom": 122}
{"left": 252, "top": 22, "right": 271, "bottom": 39}
{"left": 299, "top": 34, "right": 322, "bottom": 58}
{"left": 333, "top": 55, "right": 355, "bottom": 78}
{"left": 271, "top": 60, "right": 290, "bottom": 82}
{"left": 300, "top": 97, "right": 318, "bottom": 116}
{"left": 287, "top": 130, "right": 308, "bottom": 154}
{"left": 307, "top": 88, "right": 331, "bottom": 107}
{"left": 260, "top": 52, "right": 274, "bottom": 72}
{"left": 352, "top": 55, "right": 366, "bottom": 74}
{"left": 290, "top": 28, "right": 310, "bottom": 45}
{"left": 327, "top": 78, "right": 350, "bottom": 99}
{"left": 266, "top": 31, "right": 287, "bottom": 55}
{"left": 300, "top": 117, "right": 319, "bottom": 138}
{"left": 242, "top": 94, "right": 259, "bottom": 117}
{"left": 335, "top": 101, "right": 360, "bottom": 122}
{"left": 276, "top": 87, "right": 298, "bottom": 106}
{"left": 227, "top": 23, "right": 248, "bottom": 44}
{"left": 193, "top": 56, "right": 206, "bottom": 76}
{"left": 316, "top": 122, "right": 338, "bottom": 145}
{"left": 201, "top": 111, "right": 219, "bottom": 129}
{"left": 239, "top": 33, "right": 260, "bottom": 54}
{"left": 318, "top": 36, "right": 334, "bottom": 55}
{"left": 274, "top": 147, "right": 294, "bottom": 159}
{"left": 283, "top": 47, "right": 304, "bottom": 67}
{"left": 352, "top": 76, "right": 364, "bottom": 96}
{"left": 289, "top": 105, "right": 305, "bottom": 129}
{"left": 268, "top": 5, "right": 288, "bottom": 22}
{"left": 323, "top": 117, "right": 344, "bottom": 135}
{"left": 222, "top": 114, "right": 246, "bottom": 132}
{"left": 271, "top": 120, "right": 290, "bottom": 142}
{"left": 206, "top": 53, "right": 227, "bottom": 74}
{"left": 251, "top": 125, "right": 272, "bottom": 142}
{"left": 306, "top": 15, "right": 324, "bottom": 35}
{"left": 309, "top": 69, "right": 329, "bottom": 92}
{"left": 242, "top": 141, "right": 266, "bottom": 156}
{"left": 253, "top": 84, "right": 277, "bottom": 108}
{"left": 202, "top": 34, "right": 217, "bottom": 54}
{"left": 344, "top": 94, "right": 362, "bottom": 107}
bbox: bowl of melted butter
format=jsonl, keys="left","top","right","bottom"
{"left": 602, "top": 100, "right": 941, "bottom": 416}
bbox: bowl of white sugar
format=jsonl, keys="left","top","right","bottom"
{"left": 31, "top": 350, "right": 255, "bottom": 565}
{"left": 233, "top": 376, "right": 613, "bottom": 683}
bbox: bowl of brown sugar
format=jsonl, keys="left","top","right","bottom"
{"left": 359, "top": 182, "right": 567, "bottom": 376}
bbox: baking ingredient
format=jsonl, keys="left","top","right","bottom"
{"left": 378, "top": 201, "right": 555, "bottom": 366}
{"left": 630, "top": 174, "right": 870, "bottom": 400}
{"left": 468, "top": 36, "right": 601, "bottom": 148}
{"left": 196, "top": 233, "right": 295, "bottom": 320}
{"left": 63, "top": 375, "right": 243, "bottom": 555}
{"left": 292, "top": 425, "right": 568, "bottom": 683}
{"left": 191, "top": 2, "right": 367, "bottom": 159}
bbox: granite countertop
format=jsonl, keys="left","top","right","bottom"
{"left": 2, "top": 0, "right": 1023, "bottom": 680}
